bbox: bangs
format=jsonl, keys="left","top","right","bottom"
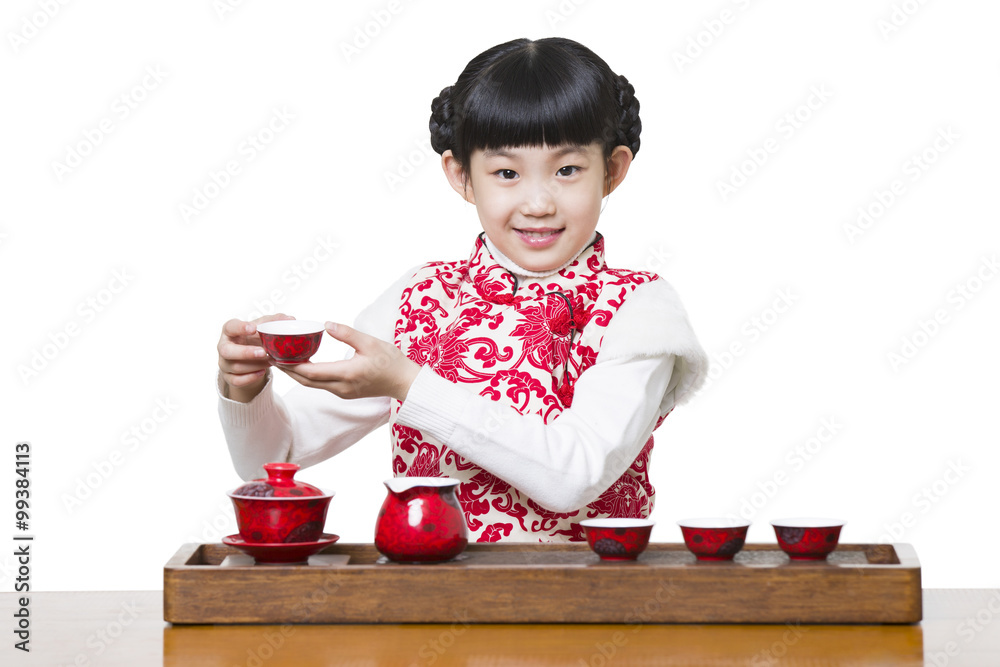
{"left": 459, "top": 44, "right": 617, "bottom": 157}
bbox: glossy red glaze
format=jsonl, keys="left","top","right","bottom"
{"left": 233, "top": 462, "right": 326, "bottom": 498}
{"left": 223, "top": 533, "right": 340, "bottom": 564}
{"left": 679, "top": 525, "right": 748, "bottom": 561}
{"left": 374, "top": 478, "right": 468, "bottom": 563}
{"left": 772, "top": 523, "right": 843, "bottom": 560}
{"left": 581, "top": 521, "right": 653, "bottom": 561}
{"left": 228, "top": 463, "right": 334, "bottom": 543}
{"left": 259, "top": 331, "right": 323, "bottom": 364}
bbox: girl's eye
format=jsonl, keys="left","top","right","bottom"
{"left": 495, "top": 169, "right": 518, "bottom": 180}
{"left": 558, "top": 166, "right": 580, "bottom": 176}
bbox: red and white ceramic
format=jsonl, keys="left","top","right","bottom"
{"left": 677, "top": 518, "right": 751, "bottom": 561}
{"left": 580, "top": 518, "right": 654, "bottom": 561}
{"left": 228, "top": 462, "right": 334, "bottom": 544}
{"left": 222, "top": 533, "right": 340, "bottom": 565}
{"left": 256, "top": 320, "right": 325, "bottom": 364}
{"left": 771, "top": 518, "right": 845, "bottom": 560}
{"left": 374, "top": 477, "right": 468, "bottom": 563}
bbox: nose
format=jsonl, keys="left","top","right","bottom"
{"left": 519, "top": 181, "right": 557, "bottom": 217}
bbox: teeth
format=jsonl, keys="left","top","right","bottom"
{"left": 521, "top": 230, "right": 558, "bottom": 238}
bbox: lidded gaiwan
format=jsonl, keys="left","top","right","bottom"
{"left": 228, "top": 462, "right": 334, "bottom": 543}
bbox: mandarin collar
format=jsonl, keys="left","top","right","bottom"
{"left": 466, "top": 232, "right": 606, "bottom": 305}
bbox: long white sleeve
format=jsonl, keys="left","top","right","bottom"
{"left": 397, "top": 354, "right": 675, "bottom": 513}
{"left": 396, "top": 278, "right": 708, "bottom": 513}
{"left": 217, "top": 266, "right": 419, "bottom": 481}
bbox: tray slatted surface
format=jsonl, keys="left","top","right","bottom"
{"left": 163, "top": 542, "right": 921, "bottom": 624}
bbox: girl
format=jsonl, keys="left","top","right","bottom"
{"left": 217, "top": 37, "right": 707, "bottom": 543}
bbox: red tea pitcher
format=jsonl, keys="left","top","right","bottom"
{"left": 374, "top": 477, "right": 468, "bottom": 562}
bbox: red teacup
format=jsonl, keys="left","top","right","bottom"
{"left": 677, "top": 518, "right": 750, "bottom": 561}
{"left": 771, "top": 518, "right": 845, "bottom": 560}
{"left": 580, "top": 519, "right": 655, "bottom": 561}
{"left": 257, "top": 320, "right": 325, "bottom": 364}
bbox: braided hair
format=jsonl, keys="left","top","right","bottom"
{"left": 429, "top": 38, "right": 641, "bottom": 174}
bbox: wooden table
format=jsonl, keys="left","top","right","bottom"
{"left": 3, "top": 589, "right": 1000, "bottom": 665}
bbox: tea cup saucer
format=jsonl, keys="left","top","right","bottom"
{"left": 222, "top": 533, "right": 340, "bottom": 565}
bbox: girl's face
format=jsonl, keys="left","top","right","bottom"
{"left": 443, "top": 142, "right": 632, "bottom": 273}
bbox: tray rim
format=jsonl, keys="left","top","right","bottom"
{"left": 165, "top": 541, "right": 921, "bottom": 571}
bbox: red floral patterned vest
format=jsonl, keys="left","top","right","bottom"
{"left": 390, "top": 234, "right": 667, "bottom": 543}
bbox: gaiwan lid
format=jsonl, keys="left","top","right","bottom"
{"left": 230, "top": 462, "right": 328, "bottom": 498}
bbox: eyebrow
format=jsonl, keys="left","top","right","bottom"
{"left": 481, "top": 145, "right": 589, "bottom": 160}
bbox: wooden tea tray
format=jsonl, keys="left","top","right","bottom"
{"left": 163, "top": 542, "right": 921, "bottom": 625}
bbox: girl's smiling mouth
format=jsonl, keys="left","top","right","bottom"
{"left": 514, "top": 227, "right": 564, "bottom": 248}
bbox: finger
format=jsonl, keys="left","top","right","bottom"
{"left": 279, "top": 361, "right": 344, "bottom": 382}
{"left": 221, "top": 319, "right": 268, "bottom": 348}
{"left": 276, "top": 364, "right": 360, "bottom": 399}
{"left": 220, "top": 357, "right": 271, "bottom": 374}
{"left": 324, "top": 322, "right": 369, "bottom": 352}
{"left": 222, "top": 369, "right": 268, "bottom": 387}
{"left": 222, "top": 318, "right": 254, "bottom": 339}
{"left": 219, "top": 340, "right": 269, "bottom": 362}
{"left": 274, "top": 364, "right": 321, "bottom": 388}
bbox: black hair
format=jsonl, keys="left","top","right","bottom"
{"left": 429, "top": 38, "right": 640, "bottom": 173}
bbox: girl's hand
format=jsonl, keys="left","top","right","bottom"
{"left": 277, "top": 323, "right": 420, "bottom": 402}
{"left": 218, "top": 313, "right": 295, "bottom": 403}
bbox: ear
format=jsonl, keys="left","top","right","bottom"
{"left": 441, "top": 150, "right": 475, "bottom": 204}
{"left": 603, "top": 145, "right": 634, "bottom": 197}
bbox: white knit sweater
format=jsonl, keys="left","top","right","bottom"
{"left": 218, "top": 256, "right": 707, "bottom": 511}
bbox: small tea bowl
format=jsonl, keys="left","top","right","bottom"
{"left": 580, "top": 519, "right": 655, "bottom": 561}
{"left": 677, "top": 518, "right": 750, "bottom": 561}
{"left": 228, "top": 462, "right": 335, "bottom": 543}
{"left": 256, "top": 320, "right": 325, "bottom": 364}
{"left": 770, "top": 518, "right": 845, "bottom": 560}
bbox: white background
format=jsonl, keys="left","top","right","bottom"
{"left": 2, "top": 0, "right": 997, "bottom": 592}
